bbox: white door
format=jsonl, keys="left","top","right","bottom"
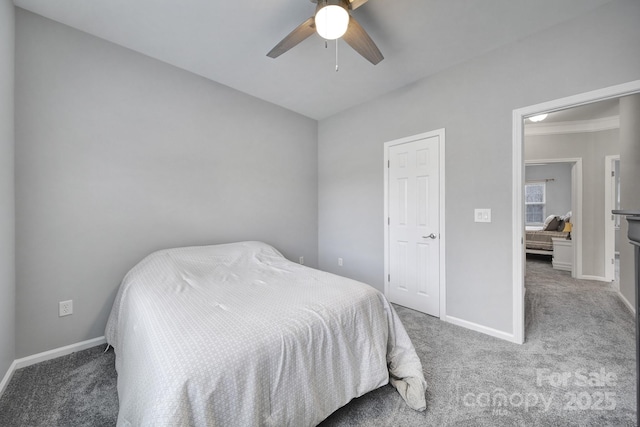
{"left": 386, "top": 134, "right": 441, "bottom": 317}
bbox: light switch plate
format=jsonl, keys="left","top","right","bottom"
{"left": 475, "top": 209, "right": 492, "bottom": 223}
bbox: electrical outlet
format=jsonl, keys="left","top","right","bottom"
{"left": 59, "top": 300, "right": 73, "bottom": 317}
{"left": 338, "top": 258, "right": 343, "bottom": 266}
{"left": 299, "top": 256, "right": 304, "bottom": 265}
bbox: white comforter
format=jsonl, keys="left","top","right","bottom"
{"left": 105, "top": 241, "right": 426, "bottom": 426}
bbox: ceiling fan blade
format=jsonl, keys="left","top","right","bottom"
{"left": 342, "top": 15, "right": 383, "bottom": 65}
{"left": 267, "top": 17, "right": 316, "bottom": 59}
{"left": 347, "top": 0, "right": 368, "bottom": 10}
{"left": 311, "top": 0, "right": 367, "bottom": 10}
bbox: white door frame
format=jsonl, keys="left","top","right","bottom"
{"left": 512, "top": 80, "right": 640, "bottom": 345}
{"left": 525, "top": 158, "right": 582, "bottom": 279}
{"left": 384, "top": 129, "right": 446, "bottom": 318}
{"left": 604, "top": 155, "right": 620, "bottom": 285}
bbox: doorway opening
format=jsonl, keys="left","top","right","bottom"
{"left": 524, "top": 159, "right": 581, "bottom": 278}
{"left": 512, "top": 80, "right": 640, "bottom": 344}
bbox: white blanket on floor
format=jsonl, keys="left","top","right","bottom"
{"left": 105, "top": 241, "right": 426, "bottom": 426}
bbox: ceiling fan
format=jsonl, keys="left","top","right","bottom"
{"left": 267, "top": 0, "right": 383, "bottom": 65}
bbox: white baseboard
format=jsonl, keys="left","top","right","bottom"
{"left": 0, "top": 336, "right": 106, "bottom": 398}
{"left": 14, "top": 336, "right": 107, "bottom": 370}
{"left": 0, "top": 360, "right": 18, "bottom": 398}
{"left": 616, "top": 290, "right": 635, "bottom": 315}
{"left": 578, "top": 274, "right": 610, "bottom": 282}
{"left": 444, "top": 315, "right": 518, "bottom": 344}
{"left": 552, "top": 261, "right": 572, "bottom": 271}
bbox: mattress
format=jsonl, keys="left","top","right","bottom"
{"left": 526, "top": 230, "right": 568, "bottom": 251}
{"left": 105, "top": 241, "right": 426, "bottom": 426}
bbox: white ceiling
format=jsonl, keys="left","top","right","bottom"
{"left": 14, "top": 0, "right": 614, "bottom": 120}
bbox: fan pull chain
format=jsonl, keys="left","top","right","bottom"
{"left": 335, "top": 39, "right": 339, "bottom": 72}
{"left": 324, "top": 0, "right": 328, "bottom": 51}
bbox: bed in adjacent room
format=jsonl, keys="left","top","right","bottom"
{"left": 526, "top": 213, "right": 571, "bottom": 255}
{"left": 105, "top": 241, "right": 426, "bottom": 426}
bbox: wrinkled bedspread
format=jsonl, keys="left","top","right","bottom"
{"left": 105, "top": 241, "right": 426, "bottom": 426}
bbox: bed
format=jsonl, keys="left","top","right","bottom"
{"left": 525, "top": 214, "right": 570, "bottom": 255}
{"left": 105, "top": 241, "right": 427, "bottom": 426}
{"left": 525, "top": 229, "right": 569, "bottom": 254}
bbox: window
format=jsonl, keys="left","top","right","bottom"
{"left": 525, "top": 182, "right": 546, "bottom": 224}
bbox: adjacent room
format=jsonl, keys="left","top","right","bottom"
{"left": 524, "top": 99, "right": 622, "bottom": 284}
{"left": 1, "top": 0, "right": 640, "bottom": 425}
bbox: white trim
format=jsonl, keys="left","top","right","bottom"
{"left": 579, "top": 274, "right": 611, "bottom": 282}
{"left": 572, "top": 161, "right": 583, "bottom": 280}
{"left": 617, "top": 290, "right": 635, "bottom": 315}
{"left": 383, "top": 129, "right": 446, "bottom": 319}
{"left": 445, "top": 315, "right": 517, "bottom": 343}
{"left": 0, "top": 360, "right": 18, "bottom": 397}
{"left": 525, "top": 116, "right": 620, "bottom": 136}
{"left": 0, "top": 336, "right": 107, "bottom": 398}
{"left": 512, "top": 80, "right": 640, "bottom": 346}
{"left": 14, "top": 336, "right": 107, "bottom": 370}
{"left": 439, "top": 131, "right": 446, "bottom": 320}
{"left": 604, "top": 155, "right": 620, "bottom": 283}
{"left": 552, "top": 261, "right": 573, "bottom": 272}
{"left": 513, "top": 109, "right": 525, "bottom": 344}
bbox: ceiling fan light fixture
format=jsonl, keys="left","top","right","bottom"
{"left": 267, "top": 0, "right": 383, "bottom": 65}
{"left": 315, "top": 4, "right": 349, "bottom": 40}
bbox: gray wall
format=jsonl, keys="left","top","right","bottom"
{"left": 318, "top": 0, "right": 640, "bottom": 334}
{"left": 15, "top": 10, "right": 318, "bottom": 357}
{"left": 0, "top": 0, "right": 15, "bottom": 379}
{"left": 619, "top": 94, "right": 640, "bottom": 309}
{"left": 525, "top": 130, "right": 620, "bottom": 278}
{"left": 525, "top": 163, "right": 572, "bottom": 222}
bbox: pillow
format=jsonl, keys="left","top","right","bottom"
{"left": 543, "top": 215, "right": 557, "bottom": 229}
{"left": 556, "top": 219, "right": 566, "bottom": 232}
{"left": 545, "top": 216, "right": 560, "bottom": 231}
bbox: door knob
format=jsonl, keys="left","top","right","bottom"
{"left": 423, "top": 233, "right": 437, "bottom": 239}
